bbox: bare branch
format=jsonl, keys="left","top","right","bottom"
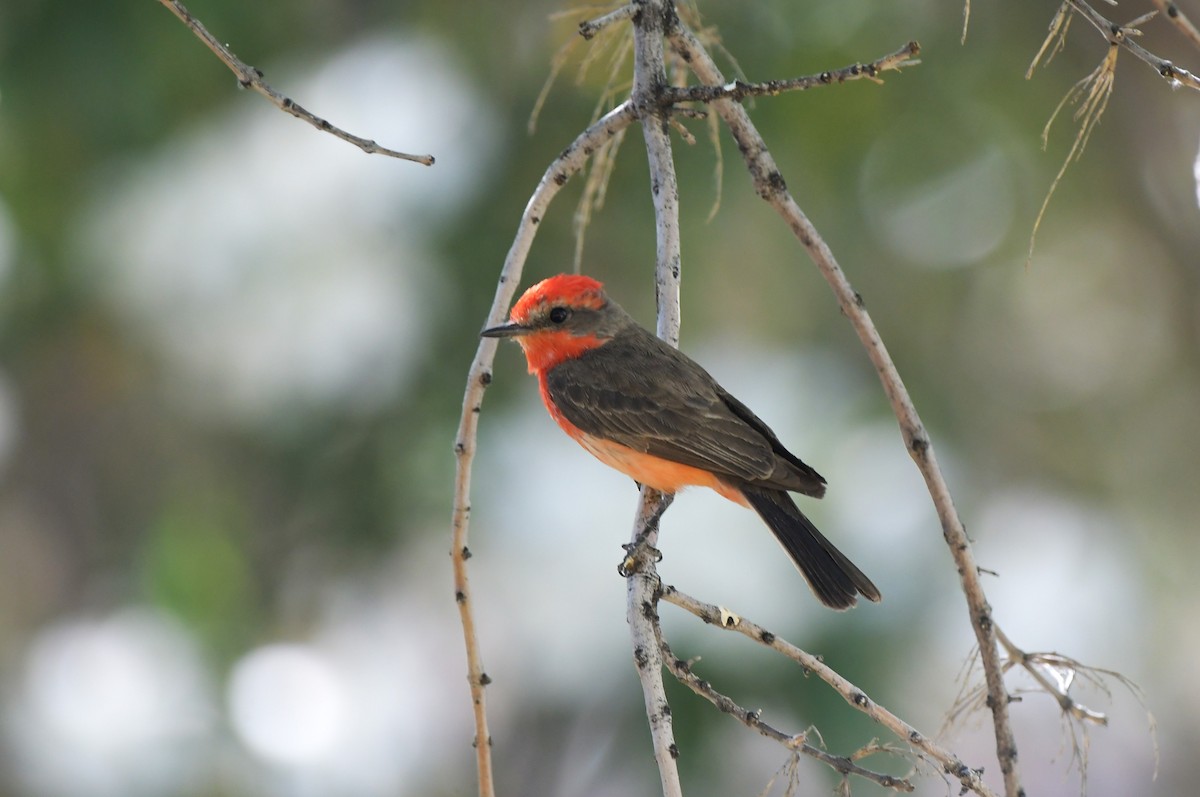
{"left": 1150, "top": 0, "right": 1200, "bottom": 49}
{"left": 657, "top": 630, "right": 916, "bottom": 792}
{"left": 943, "top": 626, "right": 1158, "bottom": 789}
{"left": 661, "top": 585, "right": 1000, "bottom": 797}
{"left": 624, "top": 490, "right": 682, "bottom": 797}
{"left": 451, "top": 100, "right": 638, "bottom": 797}
{"left": 659, "top": 40, "right": 921, "bottom": 105}
{"left": 1065, "top": 0, "right": 1200, "bottom": 90}
{"left": 155, "top": 0, "right": 434, "bottom": 164}
{"left": 665, "top": 20, "right": 1024, "bottom": 797}
{"left": 580, "top": 3, "right": 638, "bottom": 40}
{"left": 994, "top": 626, "right": 1109, "bottom": 726}
{"left": 1024, "top": 1, "right": 1198, "bottom": 263}
{"left": 625, "top": 3, "right": 685, "bottom": 793}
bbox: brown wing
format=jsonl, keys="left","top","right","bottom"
{"left": 543, "top": 327, "right": 826, "bottom": 496}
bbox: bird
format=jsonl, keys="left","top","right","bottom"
{"left": 481, "top": 273, "right": 880, "bottom": 609}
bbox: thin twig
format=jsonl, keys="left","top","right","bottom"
{"left": 1066, "top": 0, "right": 1200, "bottom": 90}
{"left": 659, "top": 40, "right": 920, "bottom": 105}
{"left": 665, "top": 21, "right": 1024, "bottom": 797}
{"left": 573, "top": 127, "right": 628, "bottom": 272}
{"left": 529, "top": 35, "right": 581, "bottom": 135}
{"left": 994, "top": 626, "right": 1109, "bottom": 725}
{"left": 1027, "top": 44, "right": 1118, "bottom": 266}
{"left": 155, "top": 0, "right": 434, "bottom": 164}
{"left": 657, "top": 629, "right": 916, "bottom": 792}
{"left": 451, "top": 100, "right": 638, "bottom": 797}
{"left": 661, "top": 586, "right": 999, "bottom": 797}
{"left": 1025, "top": 0, "right": 1199, "bottom": 264}
{"left": 580, "top": 2, "right": 638, "bottom": 40}
{"left": 626, "top": 3, "right": 684, "bottom": 794}
{"left": 1150, "top": 0, "right": 1200, "bottom": 49}
{"left": 945, "top": 626, "right": 1157, "bottom": 788}
{"left": 1028, "top": 3, "right": 1074, "bottom": 78}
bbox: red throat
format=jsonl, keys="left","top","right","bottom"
{"left": 518, "top": 330, "right": 606, "bottom": 374}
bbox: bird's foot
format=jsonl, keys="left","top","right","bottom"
{"left": 618, "top": 492, "right": 673, "bottom": 576}
{"left": 618, "top": 535, "right": 662, "bottom": 577}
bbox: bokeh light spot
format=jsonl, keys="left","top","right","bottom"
{"left": 228, "top": 644, "right": 348, "bottom": 766}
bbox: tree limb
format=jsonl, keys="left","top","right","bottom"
{"left": 451, "top": 99, "right": 638, "bottom": 797}
{"left": 625, "top": 2, "right": 685, "bottom": 793}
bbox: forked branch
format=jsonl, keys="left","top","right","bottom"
{"left": 1023, "top": 0, "right": 1200, "bottom": 265}
{"left": 942, "top": 625, "right": 1158, "bottom": 789}
{"left": 661, "top": 586, "right": 998, "bottom": 797}
{"left": 994, "top": 625, "right": 1108, "bottom": 726}
{"left": 1063, "top": 0, "right": 1200, "bottom": 90}
{"left": 658, "top": 630, "right": 917, "bottom": 792}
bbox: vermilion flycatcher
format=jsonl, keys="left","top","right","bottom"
{"left": 482, "top": 274, "right": 880, "bottom": 609}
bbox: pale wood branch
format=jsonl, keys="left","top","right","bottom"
{"left": 451, "top": 99, "right": 638, "bottom": 797}
{"left": 626, "top": 2, "right": 685, "bottom": 793}
{"left": 661, "top": 585, "right": 999, "bottom": 797}
{"left": 657, "top": 624, "right": 916, "bottom": 792}
{"left": 156, "top": 0, "right": 435, "bottom": 164}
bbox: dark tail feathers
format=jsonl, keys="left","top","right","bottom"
{"left": 741, "top": 486, "right": 880, "bottom": 610}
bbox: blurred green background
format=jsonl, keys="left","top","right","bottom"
{"left": 0, "top": 1, "right": 1197, "bottom": 795}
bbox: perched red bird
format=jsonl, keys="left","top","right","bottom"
{"left": 482, "top": 274, "right": 880, "bottom": 609}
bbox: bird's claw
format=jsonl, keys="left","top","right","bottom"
{"left": 618, "top": 537, "right": 663, "bottom": 577}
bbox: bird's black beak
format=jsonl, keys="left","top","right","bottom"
{"left": 480, "top": 320, "right": 528, "bottom": 338}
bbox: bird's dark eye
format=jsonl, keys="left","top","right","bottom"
{"left": 548, "top": 306, "right": 570, "bottom": 324}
